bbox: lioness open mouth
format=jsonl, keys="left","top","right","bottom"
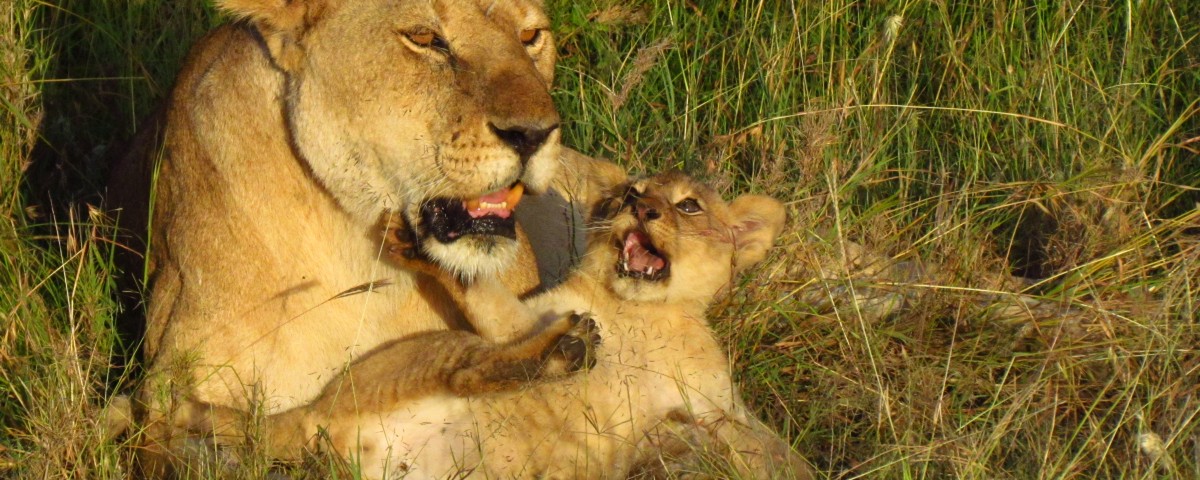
{"left": 420, "top": 183, "right": 525, "bottom": 243}
{"left": 617, "top": 229, "right": 670, "bottom": 281}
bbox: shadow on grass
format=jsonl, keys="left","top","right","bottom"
{"left": 22, "top": 0, "right": 219, "bottom": 394}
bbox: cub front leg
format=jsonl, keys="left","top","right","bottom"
{"left": 447, "top": 312, "right": 600, "bottom": 396}
{"left": 381, "top": 212, "right": 538, "bottom": 342}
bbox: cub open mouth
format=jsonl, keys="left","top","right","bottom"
{"left": 617, "top": 230, "right": 670, "bottom": 281}
{"left": 420, "top": 183, "right": 524, "bottom": 243}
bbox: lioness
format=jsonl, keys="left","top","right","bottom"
{"left": 106, "top": 0, "right": 622, "bottom": 472}
{"left": 187, "top": 171, "right": 813, "bottom": 479}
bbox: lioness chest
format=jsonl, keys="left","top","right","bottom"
{"left": 165, "top": 201, "right": 465, "bottom": 410}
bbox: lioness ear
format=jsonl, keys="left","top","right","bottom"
{"left": 728, "top": 195, "right": 787, "bottom": 273}
{"left": 216, "top": 0, "right": 329, "bottom": 71}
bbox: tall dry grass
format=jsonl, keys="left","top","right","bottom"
{"left": 2, "top": 0, "right": 1198, "bottom": 478}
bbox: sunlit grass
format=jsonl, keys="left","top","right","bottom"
{"left": 3, "top": 0, "right": 1198, "bottom": 477}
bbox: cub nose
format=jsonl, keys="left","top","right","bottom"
{"left": 489, "top": 122, "right": 559, "bottom": 162}
{"left": 635, "top": 201, "right": 661, "bottom": 221}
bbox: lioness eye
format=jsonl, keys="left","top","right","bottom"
{"left": 405, "top": 30, "right": 449, "bottom": 51}
{"left": 675, "top": 198, "right": 702, "bottom": 215}
{"left": 519, "top": 28, "right": 542, "bottom": 46}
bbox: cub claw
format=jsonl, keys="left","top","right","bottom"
{"left": 551, "top": 313, "right": 601, "bottom": 372}
{"left": 382, "top": 214, "right": 442, "bottom": 273}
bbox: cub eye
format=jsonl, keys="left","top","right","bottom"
{"left": 675, "top": 198, "right": 702, "bottom": 215}
{"left": 405, "top": 30, "right": 449, "bottom": 52}
{"left": 519, "top": 28, "right": 542, "bottom": 46}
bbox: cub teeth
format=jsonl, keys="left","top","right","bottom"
{"left": 479, "top": 201, "right": 507, "bottom": 209}
{"left": 619, "top": 258, "right": 658, "bottom": 276}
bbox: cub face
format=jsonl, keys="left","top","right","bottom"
{"left": 591, "top": 171, "right": 787, "bottom": 303}
{"left": 222, "top": 0, "right": 560, "bottom": 277}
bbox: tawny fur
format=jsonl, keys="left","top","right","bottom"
{"left": 185, "top": 172, "right": 813, "bottom": 479}
{"left": 105, "top": 0, "right": 626, "bottom": 474}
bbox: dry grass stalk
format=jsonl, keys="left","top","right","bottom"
{"left": 587, "top": 4, "right": 648, "bottom": 26}
{"left": 609, "top": 39, "right": 672, "bottom": 112}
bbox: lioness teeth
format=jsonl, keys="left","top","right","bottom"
{"left": 464, "top": 183, "right": 525, "bottom": 219}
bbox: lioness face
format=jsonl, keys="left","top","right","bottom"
{"left": 592, "top": 171, "right": 786, "bottom": 304}
{"left": 252, "top": 0, "right": 560, "bottom": 276}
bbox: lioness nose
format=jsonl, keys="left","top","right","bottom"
{"left": 489, "top": 122, "right": 558, "bottom": 162}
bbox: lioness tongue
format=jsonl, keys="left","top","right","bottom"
{"left": 623, "top": 232, "right": 666, "bottom": 272}
{"left": 464, "top": 183, "right": 524, "bottom": 219}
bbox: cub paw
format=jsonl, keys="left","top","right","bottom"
{"left": 381, "top": 213, "right": 449, "bottom": 280}
{"left": 549, "top": 313, "right": 601, "bottom": 373}
{"left": 381, "top": 214, "right": 422, "bottom": 261}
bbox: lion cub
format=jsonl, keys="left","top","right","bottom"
{"left": 188, "top": 171, "right": 810, "bottom": 479}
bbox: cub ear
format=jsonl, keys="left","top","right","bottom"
{"left": 216, "top": 0, "right": 330, "bottom": 71}
{"left": 728, "top": 194, "right": 787, "bottom": 273}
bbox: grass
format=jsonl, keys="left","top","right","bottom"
{"left": 3, "top": 0, "right": 1199, "bottom": 477}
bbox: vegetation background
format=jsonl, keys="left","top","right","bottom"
{"left": 2, "top": 0, "right": 1198, "bottom": 478}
